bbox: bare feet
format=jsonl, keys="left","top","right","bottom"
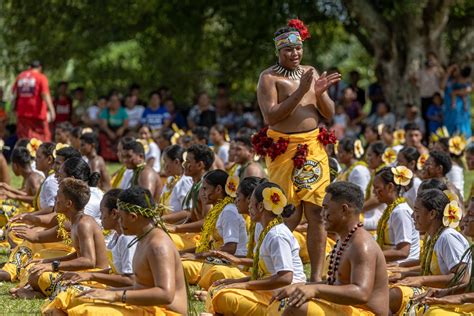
{"left": 12, "top": 286, "right": 44, "bottom": 299}
{"left": 193, "top": 290, "right": 208, "bottom": 301}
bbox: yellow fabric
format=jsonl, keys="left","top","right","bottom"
{"left": 266, "top": 298, "right": 375, "bottom": 315}
{"left": 292, "top": 231, "right": 309, "bottom": 263}
{"left": 169, "top": 232, "right": 199, "bottom": 250}
{"left": 266, "top": 129, "right": 329, "bottom": 207}
{"left": 424, "top": 304, "right": 474, "bottom": 315}
{"left": 67, "top": 301, "right": 180, "bottom": 316}
{"left": 198, "top": 263, "right": 246, "bottom": 290}
{"left": 207, "top": 287, "right": 273, "bottom": 315}
{"left": 181, "top": 259, "right": 203, "bottom": 285}
{"left": 110, "top": 166, "right": 126, "bottom": 189}
{"left": 38, "top": 268, "right": 101, "bottom": 297}
{"left": 430, "top": 248, "right": 442, "bottom": 276}
{"left": 391, "top": 285, "right": 426, "bottom": 316}
{"left": 0, "top": 199, "right": 33, "bottom": 228}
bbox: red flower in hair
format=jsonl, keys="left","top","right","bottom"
{"left": 288, "top": 19, "right": 311, "bottom": 41}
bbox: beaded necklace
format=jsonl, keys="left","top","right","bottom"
{"left": 195, "top": 196, "right": 234, "bottom": 253}
{"left": 327, "top": 222, "right": 363, "bottom": 285}
{"left": 420, "top": 225, "right": 445, "bottom": 276}
{"left": 251, "top": 216, "right": 283, "bottom": 280}
{"left": 376, "top": 197, "right": 406, "bottom": 247}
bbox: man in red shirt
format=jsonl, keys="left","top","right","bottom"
{"left": 12, "top": 60, "right": 56, "bottom": 141}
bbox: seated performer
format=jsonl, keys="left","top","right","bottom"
{"left": 419, "top": 197, "right": 474, "bottom": 315}
{"left": 159, "top": 144, "right": 193, "bottom": 213}
{"left": 0, "top": 147, "right": 43, "bottom": 228}
{"left": 271, "top": 181, "right": 389, "bottom": 315}
{"left": 389, "top": 189, "right": 469, "bottom": 315}
{"left": 110, "top": 136, "right": 134, "bottom": 189}
{"left": 336, "top": 137, "right": 370, "bottom": 197}
{"left": 120, "top": 139, "right": 162, "bottom": 200}
{"left": 21, "top": 178, "right": 109, "bottom": 298}
{"left": 138, "top": 125, "right": 162, "bottom": 173}
{"left": 206, "top": 181, "right": 306, "bottom": 315}
{"left": 79, "top": 132, "right": 111, "bottom": 191}
{"left": 164, "top": 144, "right": 213, "bottom": 250}
{"left": 373, "top": 166, "right": 420, "bottom": 263}
{"left": 233, "top": 135, "right": 266, "bottom": 180}
{"left": 181, "top": 169, "right": 248, "bottom": 287}
{"left": 396, "top": 146, "right": 422, "bottom": 207}
{"left": 41, "top": 188, "right": 137, "bottom": 314}
{"left": 65, "top": 186, "right": 187, "bottom": 316}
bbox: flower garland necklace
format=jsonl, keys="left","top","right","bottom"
{"left": 376, "top": 197, "right": 406, "bottom": 247}
{"left": 56, "top": 213, "right": 72, "bottom": 245}
{"left": 195, "top": 196, "right": 234, "bottom": 253}
{"left": 327, "top": 222, "right": 363, "bottom": 285}
{"left": 251, "top": 216, "right": 283, "bottom": 280}
{"left": 131, "top": 163, "right": 146, "bottom": 186}
{"left": 420, "top": 225, "right": 445, "bottom": 276}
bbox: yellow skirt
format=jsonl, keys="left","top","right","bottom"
{"left": 206, "top": 286, "right": 273, "bottom": 315}
{"left": 391, "top": 285, "right": 425, "bottom": 316}
{"left": 169, "top": 232, "right": 199, "bottom": 250}
{"left": 266, "top": 129, "right": 329, "bottom": 207}
{"left": 67, "top": 301, "right": 180, "bottom": 316}
{"left": 182, "top": 259, "right": 203, "bottom": 285}
{"left": 267, "top": 298, "right": 375, "bottom": 315}
{"left": 0, "top": 199, "right": 33, "bottom": 229}
{"left": 424, "top": 304, "right": 474, "bottom": 315}
{"left": 198, "top": 263, "right": 247, "bottom": 290}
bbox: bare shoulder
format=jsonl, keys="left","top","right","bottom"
{"left": 259, "top": 66, "right": 277, "bottom": 81}
{"left": 147, "top": 229, "right": 177, "bottom": 257}
{"left": 77, "top": 214, "right": 100, "bottom": 231}
{"left": 349, "top": 229, "right": 381, "bottom": 257}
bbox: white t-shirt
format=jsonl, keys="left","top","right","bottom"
{"left": 216, "top": 203, "right": 248, "bottom": 257}
{"left": 258, "top": 223, "right": 306, "bottom": 283}
{"left": 434, "top": 228, "right": 470, "bottom": 275}
{"left": 145, "top": 142, "right": 161, "bottom": 173}
{"left": 216, "top": 143, "right": 230, "bottom": 165}
{"left": 126, "top": 106, "right": 145, "bottom": 129}
{"left": 363, "top": 204, "right": 385, "bottom": 231}
{"left": 87, "top": 106, "right": 101, "bottom": 121}
{"left": 447, "top": 165, "right": 464, "bottom": 199}
{"left": 403, "top": 177, "right": 422, "bottom": 208}
{"left": 39, "top": 174, "right": 59, "bottom": 209}
{"left": 84, "top": 187, "right": 104, "bottom": 227}
{"left": 108, "top": 232, "right": 137, "bottom": 275}
{"left": 388, "top": 202, "right": 420, "bottom": 263}
{"left": 119, "top": 169, "right": 134, "bottom": 190}
{"left": 168, "top": 176, "right": 193, "bottom": 212}
{"left": 348, "top": 165, "right": 371, "bottom": 198}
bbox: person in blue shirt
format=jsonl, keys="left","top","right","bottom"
{"left": 426, "top": 92, "right": 444, "bottom": 136}
{"left": 141, "top": 91, "right": 170, "bottom": 130}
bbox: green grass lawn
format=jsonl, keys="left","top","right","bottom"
{"left": 0, "top": 165, "right": 472, "bottom": 314}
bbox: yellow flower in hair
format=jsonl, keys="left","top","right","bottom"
{"left": 262, "top": 187, "right": 287, "bottom": 216}
{"left": 443, "top": 200, "right": 462, "bottom": 228}
{"left": 443, "top": 190, "right": 457, "bottom": 202}
{"left": 334, "top": 140, "right": 339, "bottom": 155}
{"left": 448, "top": 135, "right": 467, "bottom": 156}
{"left": 53, "top": 143, "right": 70, "bottom": 159}
{"left": 391, "top": 166, "right": 413, "bottom": 186}
{"left": 393, "top": 129, "right": 406, "bottom": 145}
{"left": 354, "top": 140, "right": 364, "bottom": 159}
{"left": 81, "top": 127, "right": 93, "bottom": 135}
{"left": 382, "top": 147, "right": 397, "bottom": 166}
{"left": 171, "top": 123, "right": 185, "bottom": 145}
{"left": 137, "top": 139, "right": 150, "bottom": 153}
{"left": 225, "top": 175, "right": 239, "bottom": 198}
{"left": 437, "top": 126, "right": 450, "bottom": 138}
{"left": 417, "top": 153, "right": 429, "bottom": 171}
{"left": 27, "top": 138, "right": 43, "bottom": 158}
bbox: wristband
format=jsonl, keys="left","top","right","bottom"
{"left": 121, "top": 290, "right": 127, "bottom": 303}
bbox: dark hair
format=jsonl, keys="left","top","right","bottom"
{"left": 467, "top": 144, "right": 474, "bottom": 155}
{"left": 102, "top": 189, "right": 123, "bottom": 212}
{"left": 122, "top": 140, "right": 145, "bottom": 156}
{"left": 430, "top": 151, "right": 452, "bottom": 175}
{"left": 417, "top": 189, "right": 450, "bottom": 220}
{"left": 15, "top": 138, "right": 31, "bottom": 149}
{"left": 253, "top": 182, "right": 295, "bottom": 218}
{"left": 56, "top": 122, "right": 73, "bottom": 133}
{"left": 193, "top": 126, "right": 209, "bottom": 143}
{"left": 38, "top": 142, "right": 56, "bottom": 159}
{"left": 338, "top": 137, "right": 357, "bottom": 155}
{"left": 56, "top": 146, "right": 81, "bottom": 161}
{"left": 325, "top": 181, "right": 364, "bottom": 213}
{"left": 119, "top": 136, "right": 136, "bottom": 147}
{"left": 368, "top": 141, "right": 386, "bottom": 156}
{"left": 238, "top": 177, "right": 263, "bottom": 197}
{"left": 148, "top": 90, "right": 160, "bottom": 99}
{"left": 404, "top": 122, "right": 422, "bottom": 132}
{"left": 234, "top": 135, "right": 253, "bottom": 149}
{"left": 376, "top": 167, "right": 410, "bottom": 195}
{"left": 211, "top": 124, "right": 226, "bottom": 135}
{"left": 63, "top": 157, "right": 100, "bottom": 187}
{"left": 418, "top": 179, "right": 448, "bottom": 193}
{"left": 59, "top": 178, "right": 91, "bottom": 211}
{"left": 80, "top": 133, "right": 99, "bottom": 149}
{"left": 328, "top": 157, "right": 339, "bottom": 182}
{"left": 204, "top": 169, "right": 228, "bottom": 192}
{"left": 11, "top": 147, "right": 31, "bottom": 168}
{"left": 163, "top": 145, "right": 185, "bottom": 162}
{"left": 237, "top": 127, "right": 256, "bottom": 139}
{"left": 71, "top": 127, "right": 83, "bottom": 138}
{"left": 437, "top": 138, "right": 450, "bottom": 153}
{"left": 399, "top": 146, "right": 420, "bottom": 163}
{"left": 461, "top": 66, "right": 471, "bottom": 78}
{"left": 30, "top": 60, "right": 42, "bottom": 68}
{"left": 118, "top": 186, "right": 155, "bottom": 210}
{"left": 186, "top": 144, "right": 214, "bottom": 170}
{"left": 160, "top": 128, "right": 175, "bottom": 143}
{"left": 365, "top": 124, "right": 380, "bottom": 137}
